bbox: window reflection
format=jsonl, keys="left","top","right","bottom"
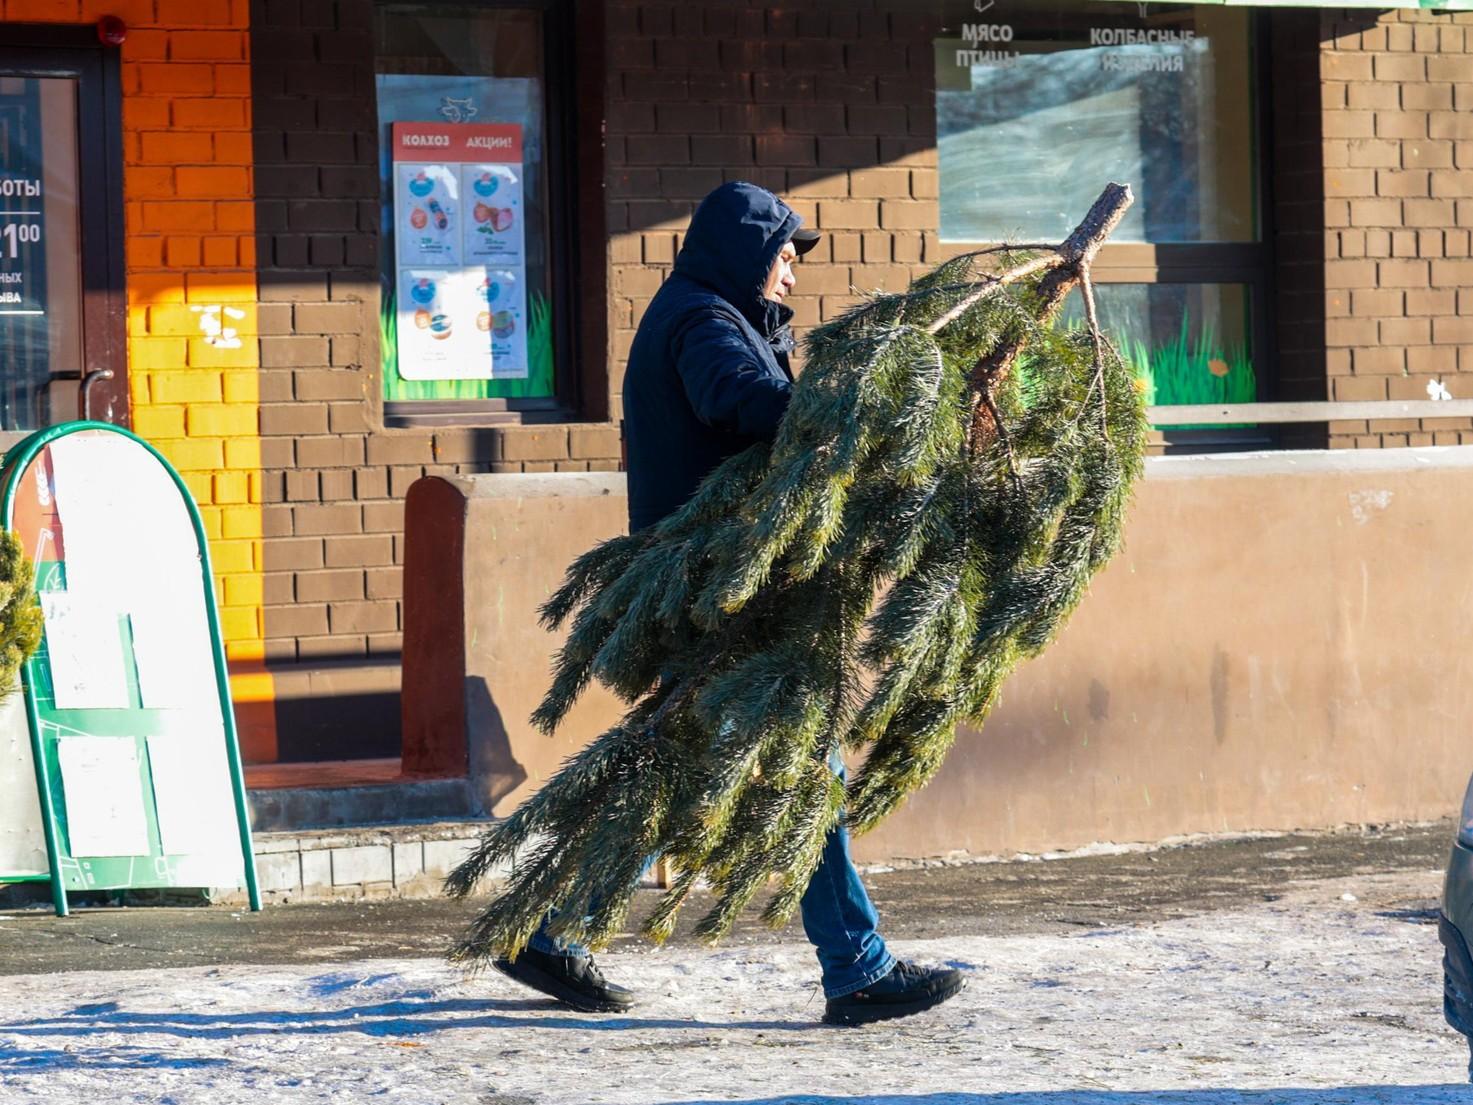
{"left": 0, "top": 76, "right": 82, "bottom": 430}
{"left": 936, "top": 2, "right": 1256, "bottom": 244}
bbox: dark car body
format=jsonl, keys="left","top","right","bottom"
{"left": 1440, "top": 777, "right": 1473, "bottom": 1080}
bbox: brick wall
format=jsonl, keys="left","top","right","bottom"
{"left": 234, "top": 1, "right": 1473, "bottom": 760}
{"left": 2, "top": 0, "right": 279, "bottom": 756}
{"left": 114, "top": 0, "right": 264, "bottom": 673}
{"left": 605, "top": 0, "right": 940, "bottom": 411}
{"left": 602, "top": 3, "right": 1331, "bottom": 459}
{"left": 251, "top": 0, "right": 388, "bottom": 683}
{"left": 248, "top": 0, "right": 619, "bottom": 759}
{"left": 34, "top": 0, "right": 1469, "bottom": 763}
{"left": 1321, "top": 7, "right": 1473, "bottom": 448}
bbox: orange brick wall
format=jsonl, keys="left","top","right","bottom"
{"left": 2, "top": 0, "right": 274, "bottom": 757}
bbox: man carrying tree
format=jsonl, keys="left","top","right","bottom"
{"left": 492, "top": 181, "right": 965, "bottom": 1026}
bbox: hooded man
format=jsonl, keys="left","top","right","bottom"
{"left": 495, "top": 182, "right": 964, "bottom": 1026}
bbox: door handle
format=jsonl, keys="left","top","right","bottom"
{"left": 79, "top": 368, "right": 115, "bottom": 422}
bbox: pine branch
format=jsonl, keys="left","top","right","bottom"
{"left": 0, "top": 532, "right": 41, "bottom": 701}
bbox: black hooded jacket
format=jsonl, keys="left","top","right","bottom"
{"left": 622, "top": 182, "right": 802, "bottom": 531}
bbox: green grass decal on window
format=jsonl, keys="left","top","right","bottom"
{"left": 381, "top": 286, "right": 557, "bottom": 402}
{"left": 526, "top": 292, "right": 554, "bottom": 394}
{"left": 1124, "top": 316, "right": 1254, "bottom": 429}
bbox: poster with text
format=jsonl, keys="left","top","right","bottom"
{"left": 463, "top": 163, "right": 525, "bottom": 266}
{"left": 392, "top": 123, "right": 529, "bottom": 381}
{"left": 477, "top": 268, "right": 527, "bottom": 377}
{"left": 394, "top": 163, "right": 459, "bottom": 267}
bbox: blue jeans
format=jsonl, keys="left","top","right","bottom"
{"left": 529, "top": 771, "right": 895, "bottom": 999}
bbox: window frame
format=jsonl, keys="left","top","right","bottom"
{"left": 1095, "top": 10, "right": 1278, "bottom": 447}
{"left": 375, "top": 0, "right": 606, "bottom": 429}
{"left": 936, "top": 6, "right": 1279, "bottom": 448}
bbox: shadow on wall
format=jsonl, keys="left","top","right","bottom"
{"left": 464, "top": 674, "right": 528, "bottom": 812}
{"left": 609, "top": 3, "right": 944, "bottom": 242}
{"left": 274, "top": 685, "right": 403, "bottom": 762}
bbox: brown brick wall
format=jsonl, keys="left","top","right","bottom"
{"left": 1320, "top": 7, "right": 1473, "bottom": 448}
{"left": 252, "top": 0, "right": 399, "bottom": 678}
{"left": 603, "top": 3, "right": 1345, "bottom": 459}
{"left": 605, "top": 0, "right": 940, "bottom": 414}
{"left": 249, "top": 0, "right": 619, "bottom": 718}
{"left": 248, "top": 1, "right": 1473, "bottom": 756}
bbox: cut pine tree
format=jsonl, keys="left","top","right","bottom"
{"left": 445, "top": 183, "right": 1148, "bottom": 965}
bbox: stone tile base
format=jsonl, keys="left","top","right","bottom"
{"left": 215, "top": 819, "right": 505, "bottom": 906}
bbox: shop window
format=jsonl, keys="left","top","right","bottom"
{"left": 0, "top": 31, "right": 125, "bottom": 434}
{"left": 936, "top": 2, "right": 1270, "bottom": 442}
{"left": 374, "top": 3, "right": 572, "bottom": 425}
{"left": 1059, "top": 283, "right": 1255, "bottom": 427}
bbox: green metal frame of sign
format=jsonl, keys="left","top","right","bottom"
{"left": 0, "top": 421, "right": 261, "bottom": 916}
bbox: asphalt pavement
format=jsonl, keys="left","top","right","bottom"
{"left": 0, "top": 820, "right": 1452, "bottom": 976}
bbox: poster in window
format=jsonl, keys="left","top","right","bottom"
{"left": 477, "top": 268, "right": 526, "bottom": 378}
{"left": 395, "top": 163, "right": 459, "bottom": 267}
{"left": 463, "top": 163, "right": 525, "bottom": 266}
{"left": 391, "top": 123, "right": 529, "bottom": 381}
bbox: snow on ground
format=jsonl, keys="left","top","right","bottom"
{"left": 0, "top": 873, "right": 1469, "bottom": 1105}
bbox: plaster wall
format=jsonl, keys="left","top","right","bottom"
{"left": 402, "top": 449, "right": 1473, "bottom": 860}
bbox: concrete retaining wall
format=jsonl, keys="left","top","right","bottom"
{"left": 401, "top": 448, "right": 1473, "bottom": 862}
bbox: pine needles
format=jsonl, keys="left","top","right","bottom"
{"left": 445, "top": 184, "right": 1147, "bottom": 966}
{"left": 0, "top": 530, "right": 42, "bottom": 700}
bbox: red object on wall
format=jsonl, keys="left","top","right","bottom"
{"left": 95, "top": 16, "right": 127, "bottom": 46}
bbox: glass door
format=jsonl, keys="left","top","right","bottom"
{"left": 0, "top": 31, "right": 126, "bottom": 433}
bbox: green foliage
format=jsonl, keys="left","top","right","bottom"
{"left": 0, "top": 530, "right": 42, "bottom": 700}
{"left": 445, "top": 249, "right": 1149, "bottom": 966}
{"left": 526, "top": 291, "right": 555, "bottom": 394}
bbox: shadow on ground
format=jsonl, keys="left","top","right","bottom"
{"left": 0, "top": 1046, "right": 231, "bottom": 1073}
{"left": 653, "top": 1092, "right": 1472, "bottom": 1105}
{"left": 0, "top": 995, "right": 807, "bottom": 1052}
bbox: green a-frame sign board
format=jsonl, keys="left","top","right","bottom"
{"left": 0, "top": 422, "right": 260, "bottom": 915}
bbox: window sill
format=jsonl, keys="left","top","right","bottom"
{"left": 383, "top": 398, "right": 575, "bottom": 429}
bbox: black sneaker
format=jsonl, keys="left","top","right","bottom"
{"left": 822, "top": 960, "right": 965, "bottom": 1026}
{"left": 493, "top": 946, "right": 637, "bottom": 1014}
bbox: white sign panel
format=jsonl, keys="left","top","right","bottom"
{"left": 57, "top": 737, "right": 150, "bottom": 857}
{"left": 146, "top": 733, "right": 238, "bottom": 857}
{"left": 129, "top": 596, "right": 217, "bottom": 710}
{"left": 0, "top": 694, "right": 46, "bottom": 876}
{"left": 40, "top": 592, "right": 130, "bottom": 710}
{"left": 48, "top": 433, "right": 197, "bottom": 602}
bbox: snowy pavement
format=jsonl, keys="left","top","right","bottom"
{"left": 0, "top": 870, "right": 1468, "bottom": 1104}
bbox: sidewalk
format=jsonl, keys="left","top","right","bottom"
{"left": 0, "top": 822, "right": 1467, "bottom": 1103}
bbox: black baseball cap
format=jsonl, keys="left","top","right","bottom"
{"left": 790, "top": 226, "right": 821, "bottom": 255}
